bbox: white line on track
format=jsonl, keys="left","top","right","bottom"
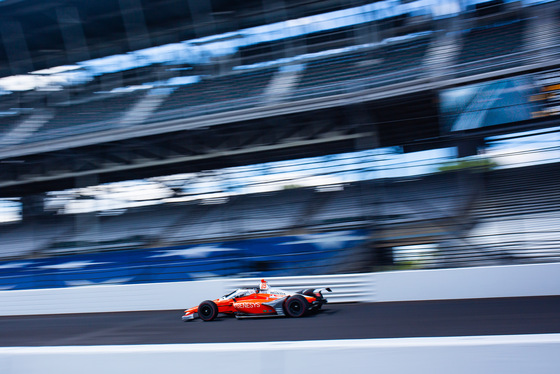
{"left": 1, "top": 334, "right": 560, "bottom": 374}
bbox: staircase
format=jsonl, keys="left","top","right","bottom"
{"left": 423, "top": 25, "right": 461, "bottom": 78}
{"left": 263, "top": 65, "right": 303, "bottom": 104}
{"left": 119, "top": 87, "right": 173, "bottom": 126}
{"left": 0, "top": 110, "right": 53, "bottom": 146}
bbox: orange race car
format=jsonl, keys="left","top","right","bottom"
{"left": 182, "top": 279, "right": 331, "bottom": 321}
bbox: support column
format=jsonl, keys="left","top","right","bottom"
{"left": 0, "top": 20, "right": 33, "bottom": 75}
{"left": 57, "top": 6, "right": 91, "bottom": 64}
{"left": 346, "top": 0, "right": 378, "bottom": 46}
{"left": 187, "top": 0, "right": 216, "bottom": 38}
{"left": 74, "top": 174, "right": 100, "bottom": 247}
{"left": 424, "top": 15, "right": 462, "bottom": 80}
{"left": 21, "top": 194, "right": 45, "bottom": 221}
{"left": 187, "top": 0, "right": 225, "bottom": 72}
{"left": 261, "top": 0, "right": 299, "bottom": 60}
{"left": 119, "top": 0, "right": 152, "bottom": 52}
{"left": 350, "top": 104, "right": 385, "bottom": 271}
{"left": 20, "top": 194, "right": 46, "bottom": 257}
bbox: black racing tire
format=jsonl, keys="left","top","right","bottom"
{"left": 284, "top": 295, "right": 309, "bottom": 318}
{"left": 198, "top": 300, "right": 219, "bottom": 321}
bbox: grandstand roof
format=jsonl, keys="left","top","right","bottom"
{"left": 0, "top": 0, "right": 349, "bottom": 77}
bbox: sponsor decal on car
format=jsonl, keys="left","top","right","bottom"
{"left": 236, "top": 302, "right": 261, "bottom": 309}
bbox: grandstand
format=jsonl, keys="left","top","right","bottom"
{"left": 1, "top": 0, "right": 560, "bottom": 290}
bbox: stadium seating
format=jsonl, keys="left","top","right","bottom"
{"left": 0, "top": 20, "right": 533, "bottom": 145}
{"left": 0, "top": 216, "right": 72, "bottom": 259}
{"left": 1, "top": 4, "right": 559, "bottom": 291}
{"left": 23, "top": 91, "right": 144, "bottom": 143}
{"left": 0, "top": 172, "right": 470, "bottom": 261}
{"left": 435, "top": 163, "right": 560, "bottom": 267}
{"left": 4, "top": 35, "right": 437, "bottom": 146}
{"left": 456, "top": 19, "right": 527, "bottom": 76}
{"left": 150, "top": 68, "right": 276, "bottom": 121}
{"left": 44, "top": 204, "right": 190, "bottom": 254}
{"left": 294, "top": 35, "right": 432, "bottom": 99}
{"left": 0, "top": 227, "right": 369, "bottom": 290}
{"left": 1, "top": 160, "right": 559, "bottom": 289}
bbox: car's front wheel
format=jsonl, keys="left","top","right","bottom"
{"left": 198, "top": 300, "right": 219, "bottom": 321}
{"left": 284, "top": 295, "right": 309, "bottom": 318}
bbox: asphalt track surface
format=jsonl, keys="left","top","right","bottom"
{"left": 1, "top": 296, "right": 559, "bottom": 347}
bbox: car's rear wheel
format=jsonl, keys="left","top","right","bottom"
{"left": 300, "top": 289, "right": 325, "bottom": 311}
{"left": 284, "top": 295, "right": 308, "bottom": 318}
{"left": 198, "top": 300, "right": 219, "bottom": 321}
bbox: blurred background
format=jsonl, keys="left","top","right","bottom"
{"left": 0, "top": 0, "right": 559, "bottom": 291}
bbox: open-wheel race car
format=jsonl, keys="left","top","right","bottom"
{"left": 182, "top": 279, "right": 331, "bottom": 321}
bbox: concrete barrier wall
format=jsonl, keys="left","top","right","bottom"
{"left": 0, "top": 279, "right": 225, "bottom": 316}
{"left": 375, "top": 262, "right": 560, "bottom": 302}
{"left": 1, "top": 334, "right": 560, "bottom": 374}
{"left": 0, "top": 263, "right": 559, "bottom": 316}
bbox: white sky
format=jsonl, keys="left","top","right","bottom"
{"left": 38, "top": 146, "right": 454, "bottom": 215}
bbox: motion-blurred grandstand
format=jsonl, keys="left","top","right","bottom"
{"left": 0, "top": 0, "right": 559, "bottom": 290}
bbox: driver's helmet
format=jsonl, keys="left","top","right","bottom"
{"left": 259, "top": 279, "right": 269, "bottom": 292}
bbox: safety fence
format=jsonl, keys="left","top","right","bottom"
{"left": 228, "top": 273, "right": 375, "bottom": 303}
